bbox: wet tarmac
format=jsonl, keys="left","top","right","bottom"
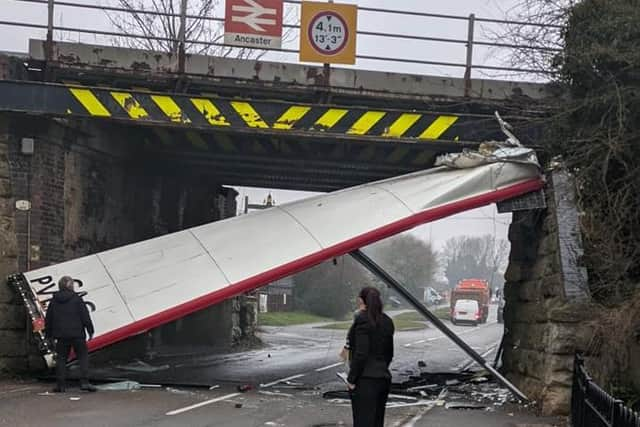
{"left": 85, "top": 307, "right": 504, "bottom": 388}
{"left": 0, "top": 306, "right": 567, "bottom": 426}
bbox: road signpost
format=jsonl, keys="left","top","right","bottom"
{"left": 300, "top": 1, "right": 357, "bottom": 65}
{"left": 224, "top": 0, "right": 284, "bottom": 49}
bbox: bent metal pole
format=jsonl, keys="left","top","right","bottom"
{"left": 349, "top": 249, "right": 529, "bottom": 402}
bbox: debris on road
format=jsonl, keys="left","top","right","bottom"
{"left": 445, "top": 401, "right": 487, "bottom": 410}
{"left": 284, "top": 381, "right": 304, "bottom": 386}
{"left": 395, "top": 370, "right": 518, "bottom": 409}
{"left": 115, "top": 360, "right": 169, "bottom": 373}
{"left": 237, "top": 384, "right": 253, "bottom": 393}
{"left": 95, "top": 381, "right": 141, "bottom": 391}
{"left": 69, "top": 396, "right": 81, "bottom": 401}
{"left": 165, "top": 387, "right": 194, "bottom": 395}
{"left": 258, "top": 390, "right": 294, "bottom": 398}
{"left": 260, "top": 374, "right": 306, "bottom": 388}
{"left": 388, "top": 393, "right": 418, "bottom": 401}
{"left": 323, "top": 369, "right": 519, "bottom": 412}
{"left": 386, "top": 400, "right": 444, "bottom": 409}
{"left": 322, "top": 390, "right": 350, "bottom": 400}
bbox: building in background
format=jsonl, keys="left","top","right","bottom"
{"left": 258, "top": 276, "right": 295, "bottom": 313}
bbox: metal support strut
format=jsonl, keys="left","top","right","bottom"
{"left": 349, "top": 249, "right": 529, "bottom": 402}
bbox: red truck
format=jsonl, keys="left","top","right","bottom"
{"left": 450, "top": 279, "right": 491, "bottom": 323}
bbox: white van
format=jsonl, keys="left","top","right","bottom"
{"left": 452, "top": 299, "right": 480, "bottom": 325}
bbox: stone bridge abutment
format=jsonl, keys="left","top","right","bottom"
{"left": 502, "top": 171, "right": 593, "bottom": 415}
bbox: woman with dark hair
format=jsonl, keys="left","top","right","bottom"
{"left": 346, "top": 286, "right": 395, "bottom": 427}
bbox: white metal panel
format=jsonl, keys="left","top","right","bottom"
{"left": 280, "top": 185, "right": 412, "bottom": 249}
{"left": 24, "top": 255, "right": 115, "bottom": 302}
{"left": 85, "top": 284, "right": 134, "bottom": 336}
{"left": 96, "top": 231, "right": 230, "bottom": 320}
{"left": 23, "top": 255, "right": 136, "bottom": 337}
{"left": 190, "top": 208, "right": 322, "bottom": 284}
{"left": 378, "top": 163, "right": 539, "bottom": 212}
{"left": 98, "top": 231, "right": 210, "bottom": 282}
{"left": 17, "top": 152, "right": 543, "bottom": 355}
{"left": 120, "top": 252, "right": 230, "bottom": 320}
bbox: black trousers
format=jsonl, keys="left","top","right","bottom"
{"left": 55, "top": 338, "right": 89, "bottom": 388}
{"left": 351, "top": 377, "right": 391, "bottom": 427}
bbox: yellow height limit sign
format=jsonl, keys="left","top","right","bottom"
{"left": 299, "top": 1, "right": 358, "bottom": 65}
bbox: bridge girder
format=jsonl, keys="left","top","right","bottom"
{"left": 0, "top": 61, "right": 549, "bottom": 191}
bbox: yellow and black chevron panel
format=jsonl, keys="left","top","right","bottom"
{"left": 0, "top": 81, "right": 500, "bottom": 142}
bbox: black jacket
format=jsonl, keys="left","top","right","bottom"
{"left": 347, "top": 311, "right": 394, "bottom": 384}
{"left": 44, "top": 290, "right": 95, "bottom": 340}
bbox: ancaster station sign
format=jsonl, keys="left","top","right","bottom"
{"left": 224, "top": 0, "right": 284, "bottom": 49}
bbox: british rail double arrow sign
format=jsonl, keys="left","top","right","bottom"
{"left": 0, "top": 80, "right": 497, "bottom": 142}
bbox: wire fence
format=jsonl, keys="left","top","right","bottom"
{"left": 0, "top": 0, "right": 562, "bottom": 81}
{"left": 572, "top": 354, "right": 640, "bottom": 427}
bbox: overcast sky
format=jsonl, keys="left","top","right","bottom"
{"left": 0, "top": 0, "right": 524, "bottom": 252}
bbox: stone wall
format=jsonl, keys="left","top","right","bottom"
{"left": 503, "top": 171, "right": 595, "bottom": 415}
{"left": 0, "top": 114, "right": 252, "bottom": 374}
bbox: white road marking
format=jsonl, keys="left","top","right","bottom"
{"left": 0, "top": 387, "right": 35, "bottom": 395}
{"left": 402, "top": 321, "right": 495, "bottom": 348}
{"left": 455, "top": 344, "right": 498, "bottom": 372}
{"left": 260, "top": 373, "right": 306, "bottom": 388}
{"left": 165, "top": 393, "right": 240, "bottom": 416}
{"left": 400, "top": 406, "right": 433, "bottom": 427}
{"left": 315, "top": 362, "right": 344, "bottom": 372}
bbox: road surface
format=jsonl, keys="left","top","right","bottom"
{"left": 0, "top": 306, "right": 567, "bottom": 427}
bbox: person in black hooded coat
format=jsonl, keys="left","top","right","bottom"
{"left": 347, "top": 287, "right": 395, "bottom": 427}
{"left": 44, "top": 276, "right": 96, "bottom": 392}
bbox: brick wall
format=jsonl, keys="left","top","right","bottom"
{"left": 0, "top": 115, "right": 249, "bottom": 374}
{"left": 0, "top": 115, "right": 30, "bottom": 373}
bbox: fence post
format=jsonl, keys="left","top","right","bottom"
{"left": 572, "top": 355, "right": 580, "bottom": 427}
{"left": 45, "top": 0, "right": 54, "bottom": 62}
{"left": 612, "top": 399, "right": 623, "bottom": 426}
{"left": 576, "top": 355, "right": 588, "bottom": 427}
{"left": 464, "top": 13, "right": 475, "bottom": 97}
{"left": 178, "top": 0, "right": 187, "bottom": 73}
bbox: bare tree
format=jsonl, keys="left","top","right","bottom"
{"left": 368, "top": 234, "right": 438, "bottom": 299}
{"left": 495, "top": 0, "right": 640, "bottom": 300}
{"left": 484, "top": 0, "right": 574, "bottom": 79}
{"left": 103, "top": 0, "right": 297, "bottom": 58}
{"left": 441, "top": 235, "right": 509, "bottom": 290}
{"left": 293, "top": 257, "right": 377, "bottom": 319}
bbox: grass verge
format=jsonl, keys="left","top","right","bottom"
{"left": 317, "top": 315, "right": 428, "bottom": 331}
{"left": 258, "top": 311, "right": 333, "bottom": 326}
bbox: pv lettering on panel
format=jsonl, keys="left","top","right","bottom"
{"left": 29, "top": 275, "right": 96, "bottom": 312}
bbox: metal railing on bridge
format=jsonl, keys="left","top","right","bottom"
{"left": 572, "top": 354, "right": 640, "bottom": 427}
{"left": 1, "top": 0, "right": 561, "bottom": 83}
